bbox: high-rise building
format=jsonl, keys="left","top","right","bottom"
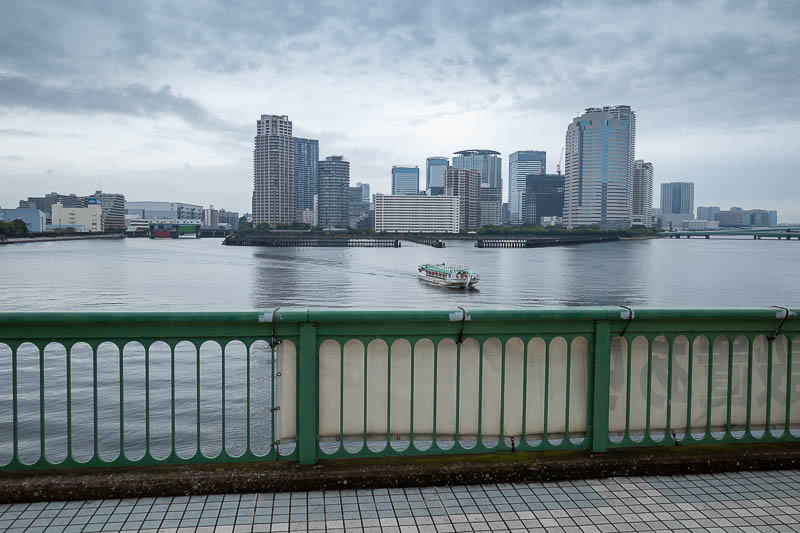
{"left": 318, "top": 155, "right": 350, "bottom": 229}
{"left": 349, "top": 186, "right": 371, "bottom": 228}
{"left": 564, "top": 106, "right": 636, "bottom": 229}
{"left": 355, "top": 182, "right": 370, "bottom": 203}
{"left": 18, "top": 192, "right": 85, "bottom": 216}
{"left": 508, "top": 151, "right": 546, "bottom": 225}
{"left": 253, "top": 114, "right": 294, "bottom": 226}
{"left": 632, "top": 160, "right": 654, "bottom": 227}
{"left": 203, "top": 206, "right": 220, "bottom": 228}
{"left": 373, "top": 194, "right": 460, "bottom": 233}
{"left": 453, "top": 149, "right": 502, "bottom": 226}
{"left": 88, "top": 190, "right": 126, "bottom": 229}
{"left": 697, "top": 206, "right": 720, "bottom": 221}
{"left": 293, "top": 137, "right": 319, "bottom": 223}
{"left": 218, "top": 209, "right": 240, "bottom": 230}
{"left": 426, "top": 157, "right": 449, "bottom": 194}
{"left": 523, "top": 174, "right": 564, "bottom": 225}
{"left": 445, "top": 167, "right": 480, "bottom": 232}
{"left": 660, "top": 182, "right": 694, "bottom": 215}
{"left": 391, "top": 166, "right": 420, "bottom": 195}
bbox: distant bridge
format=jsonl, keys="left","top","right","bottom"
{"left": 659, "top": 230, "right": 800, "bottom": 240}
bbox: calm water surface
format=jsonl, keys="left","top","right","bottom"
{"left": 1, "top": 236, "right": 799, "bottom": 309}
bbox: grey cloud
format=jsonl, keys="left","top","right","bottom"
{"left": 0, "top": 128, "right": 44, "bottom": 136}
{"left": 0, "top": 155, "right": 24, "bottom": 160}
{"left": 0, "top": 75, "right": 241, "bottom": 134}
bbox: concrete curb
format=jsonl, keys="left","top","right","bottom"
{"left": 1, "top": 442, "right": 799, "bottom": 503}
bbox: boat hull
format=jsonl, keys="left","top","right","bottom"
{"left": 417, "top": 272, "right": 475, "bottom": 289}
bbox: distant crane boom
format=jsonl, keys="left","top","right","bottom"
{"left": 557, "top": 147, "right": 564, "bottom": 174}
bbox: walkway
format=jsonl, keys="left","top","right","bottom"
{"left": 1, "top": 469, "right": 799, "bottom": 532}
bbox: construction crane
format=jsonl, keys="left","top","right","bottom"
{"left": 556, "top": 147, "right": 564, "bottom": 174}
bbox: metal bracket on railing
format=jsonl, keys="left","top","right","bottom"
{"left": 269, "top": 307, "right": 281, "bottom": 350}
{"left": 619, "top": 306, "right": 635, "bottom": 338}
{"left": 270, "top": 406, "right": 281, "bottom": 413}
{"left": 768, "top": 306, "right": 794, "bottom": 341}
{"left": 455, "top": 306, "right": 468, "bottom": 344}
{"left": 272, "top": 440, "right": 280, "bottom": 461}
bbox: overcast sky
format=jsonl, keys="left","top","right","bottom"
{"left": 1, "top": 0, "right": 799, "bottom": 221}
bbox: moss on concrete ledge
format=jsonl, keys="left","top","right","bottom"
{"left": 1, "top": 442, "right": 799, "bottom": 503}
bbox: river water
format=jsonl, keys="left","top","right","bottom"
{"left": 1, "top": 236, "right": 799, "bottom": 310}
{"left": 0, "top": 237, "right": 798, "bottom": 465}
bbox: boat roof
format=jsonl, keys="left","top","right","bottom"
{"left": 419, "top": 263, "right": 475, "bottom": 274}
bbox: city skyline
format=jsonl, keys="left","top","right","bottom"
{"left": 1, "top": 1, "right": 798, "bottom": 220}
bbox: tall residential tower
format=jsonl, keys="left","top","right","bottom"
{"left": 564, "top": 106, "right": 636, "bottom": 229}
{"left": 293, "top": 137, "right": 319, "bottom": 225}
{"left": 253, "top": 114, "right": 294, "bottom": 226}
{"left": 632, "top": 160, "right": 654, "bottom": 227}
{"left": 318, "top": 155, "right": 350, "bottom": 229}
{"left": 452, "top": 149, "right": 502, "bottom": 226}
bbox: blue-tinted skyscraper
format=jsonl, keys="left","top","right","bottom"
{"left": 564, "top": 106, "right": 636, "bottom": 229}
{"left": 293, "top": 137, "right": 318, "bottom": 223}
{"left": 391, "top": 166, "right": 420, "bottom": 195}
{"left": 509, "top": 151, "right": 546, "bottom": 225}
{"left": 452, "top": 149, "right": 502, "bottom": 226}
{"left": 426, "top": 157, "right": 448, "bottom": 195}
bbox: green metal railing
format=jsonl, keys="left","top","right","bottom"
{"left": 0, "top": 307, "right": 797, "bottom": 470}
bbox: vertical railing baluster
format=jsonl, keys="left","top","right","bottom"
{"left": 339, "top": 342, "right": 344, "bottom": 449}
{"left": 362, "top": 341, "right": 368, "bottom": 449}
{"left": 705, "top": 336, "right": 715, "bottom": 438}
{"left": 725, "top": 337, "right": 733, "bottom": 439}
{"left": 270, "top": 342, "right": 276, "bottom": 455}
{"left": 521, "top": 339, "right": 528, "bottom": 448}
{"left": 171, "top": 343, "right": 176, "bottom": 458}
{"left": 745, "top": 337, "right": 754, "bottom": 437}
{"left": 221, "top": 341, "right": 226, "bottom": 456}
{"left": 196, "top": 343, "right": 201, "bottom": 458}
{"left": 246, "top": 341, "right": 251, "bottom": 454}
{"left": 766, "top": 337, "right": 774, "bottom": 439}
{"left": 11, "top": 344, "right": 18, "bottom": 465}
{"left": 564, "top": 339, "right": 572, "bottom": 446}
{"left": 145, "top": 343, "right": 150, "bottom": 459}
{"left": 39, "top": 343, "right": 46, "bottom": 464}
{"left": 66, "top": 343, "right": 72, "bottom": 462}
{"left": 685, "top": 338, "right": 694, "bottom": 441}
{"left": 93, "top": 343, "right": 99, "bottom": 461}
{"left": 297, "top": 323, "right": 318, "bottom": 465}
{"left": 665, "top": 338, "right": 674, "bottom": 443}
{"left": 432, "top": 340, "right": 438, "bottom": 449}
{"left": 644, "top": 338, "right": 653, "bottom": 442}
{"left": 119, "top": 343, "right": 124, "bottom": 460}
{"left": 543, "top": 339, "right": 550, "bottom": 447}
{"left": 386, "top": 341, "right": 392, "bottom": 448}
{"left": 499, "top": 339, "right": 506, "bottom": 448}
{"left": 785, "top": 336, "right": 793, "bottom": 439}
{"left": 477, "top": 340, "right": 484, "bottom": 447}
{"left": 454, "top": 341, "right": 461, "bottom": 448}
{"left": 624, "top": 338, "right": 632, "bottom": 442}
{"left": 409, "top": 340, "right": 415, "bottom": 448}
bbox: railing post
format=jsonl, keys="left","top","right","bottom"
{"left": 297, "top": 322, "right": 318, "bottom": 465}
{"left": 592, "top": 320, "right": 611, "bottom": 452}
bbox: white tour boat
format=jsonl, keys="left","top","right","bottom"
{"left": 417, "top": 263, "right": 479, "bottom": 289}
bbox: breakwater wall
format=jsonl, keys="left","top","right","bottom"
{"left": 223, "top": 234, "right": 401, "bottom": 247}
{"left": 475, "top": 235, "right": 620, "bottom": 248}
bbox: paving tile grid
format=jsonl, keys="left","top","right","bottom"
{"left": 1, "top": 469, "right": 799, "bottom": 532}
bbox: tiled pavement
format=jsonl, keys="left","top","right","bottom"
{"left": 1, "top": 470, "right": 799, "bottom": 532}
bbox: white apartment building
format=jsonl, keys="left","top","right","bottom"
{"left": 50, "top": 202, "right": 103, "bottom": 232}
{"left": 374, "top": 194, "right": 459, "bottom": 233}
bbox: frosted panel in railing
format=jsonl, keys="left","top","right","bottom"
{"left": 648, "top": 336, "right": 668, "bottom": 438}
{"left": 688, "top": 336, "right": 710, "bottom": 437}
{"left": 365, "top": 340, "right": 388, "bottom": 436}
{"left": 668, "top": 336, "right": 690, "bottom": 435}
{"left": 342, "top": 340, "right": 365, "bottom": 438}
{"left": 627, "top": 336, "right": 649, "bottom": 437}
{"left": 525, "top": 337, "right": 546, "bottom": 439}
{"left": 389, "top": 339, "right": 411, "bottom": 438}
{"left": 318, "top": 340, "right": 340, "bottom": 439}
{"left": 435, "top": 339, "right": 457, "bottom": 438}
{"left": 503, "top": 338, "right": 524, "bottom": 439}
{"left": 710, "top": 336, "right": 730, "bottom": 433}
{"left": 547, "top": 337, "right": 567, "bottom": 437}
{"left": 749, "top": 335, "right": 769, "bottom": 432}
{"left": 458, "top": 338, "right": 480, "bottom": 440}
{"left": 770, "top": 335, "right": 789, "bottom": 433}
{"left": 608, "top": 337, "right": 628, "bottom": 434}
{"left": 277, "top": 340, "right": 296, "bottom": 442}
{"left": 793, "top": 337, "right": 800, "bottom": 430}
{"left": 569, "top": 336, "right": 589, "bottom": 436}
{"left": 729, "top": 335, "right": 749, "bottom": 430}
{"left": 413, "top": 339, "right": 435, "bottom": 437}
{"left": 481, "top": 338, "right": 502, "bottom": 442}
{"left": 43, "top": 342, "right": 68, "bottom": 464}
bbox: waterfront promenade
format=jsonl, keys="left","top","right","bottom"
{"left": 2, "top": 469, "right": 799, "bottom": 532}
